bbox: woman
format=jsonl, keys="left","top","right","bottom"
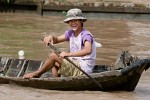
{"left": 23, "top": 8, "right": 96, "bottom": 78}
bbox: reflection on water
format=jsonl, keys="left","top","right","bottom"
{"left": 0, "top": 13, "right": 150, "bottom": 100}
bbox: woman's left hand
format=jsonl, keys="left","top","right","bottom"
{"left": 59, "top": 52, "right": 70, "bottom": 58}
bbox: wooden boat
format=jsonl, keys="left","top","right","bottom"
{"left": 0, "top": 57, "right": 150, "bottom": 91}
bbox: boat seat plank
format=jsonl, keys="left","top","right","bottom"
{"left": 5, "top": 59, "right": 27, "bottom": 77}
{"left": 0, "top": 57, "right": 11, "bottom": 75}
{"left": 24, "top": 60, "right": 43, "bottom": 74}
{"left": 0, "top": 57, "right": 6, "bottom": 71}
{"left": 24, "top": 60, "right": 52, "bottom": 78}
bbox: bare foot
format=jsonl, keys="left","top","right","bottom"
{"left": 23, "top": 72, "right": 40, "bottom": 79}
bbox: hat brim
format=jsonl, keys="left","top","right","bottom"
{"left": 63, "top": 17, "right": 87, "bottom": 23}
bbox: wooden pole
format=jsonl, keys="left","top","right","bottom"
{"left": 47, "top": 43, "right": 103, "bottom": 90}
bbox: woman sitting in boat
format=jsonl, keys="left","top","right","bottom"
{"left": 23, "top": 8, "right": 96, "bottom": 78}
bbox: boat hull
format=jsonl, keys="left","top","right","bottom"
{"left": 0, "top": 57, "right": 149, "bottom": 91}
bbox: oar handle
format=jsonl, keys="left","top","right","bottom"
{"left": 47, "top": 43, "right": 103, "bottom": 90}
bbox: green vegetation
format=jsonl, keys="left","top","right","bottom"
{"left": 0, "top": 0, "right": 15, "bottom": 4}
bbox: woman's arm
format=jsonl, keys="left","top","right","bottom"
{"left": 43, "top": 34, "right": 66, "bottom": 46}
{"left": 60, "top": 40, "right": 92, "bottom": 58}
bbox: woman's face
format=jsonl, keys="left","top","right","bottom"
{"left": 68, "top": 19, "right": 82, "bottom": 31}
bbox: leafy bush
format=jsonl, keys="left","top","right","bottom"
{"left": 0, "top": 0, "right": 15, "bottom": 4}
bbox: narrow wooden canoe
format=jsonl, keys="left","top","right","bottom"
{"left": 0, "top": 57, "right": 149, "bottom": 91}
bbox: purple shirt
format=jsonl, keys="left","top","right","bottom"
{"left": 65, "top": 29, "right": 93, "bottom": 46}
{"left": 65, "top": 29, "right": 96, "bottom": 73}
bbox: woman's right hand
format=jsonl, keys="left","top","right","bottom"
{"left": 43, "top": 35, "right": 54, "bottom": 47}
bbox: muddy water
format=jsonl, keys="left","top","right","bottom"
{"left": 0, "top": 13, "right": 150, "bottom": 100}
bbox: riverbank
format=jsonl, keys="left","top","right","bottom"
{"left": 0, "top": 0, "right": 150, "bottom": 15}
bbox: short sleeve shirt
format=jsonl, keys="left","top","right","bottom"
{"left": 65, "top": 29, "right": 93, "bottom": 46}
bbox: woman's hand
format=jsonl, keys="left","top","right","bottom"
{"left": 43, "top": 35, "right": 54, "bottom": 47}
{"left": 59, "top": 52, "right": 70, "bottom": 58}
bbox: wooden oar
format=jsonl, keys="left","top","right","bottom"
{"left": 47, "top": 43, "right": 103, "bottom": 90}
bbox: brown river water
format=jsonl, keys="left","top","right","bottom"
{"left": 0, "top": 12, "right": 150, "bottom": 100}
